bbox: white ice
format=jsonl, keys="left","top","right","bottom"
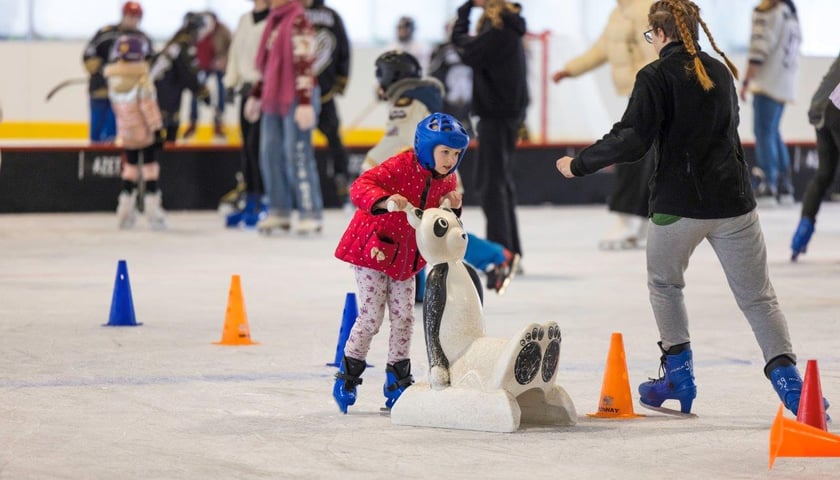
{"left": 1, "top": 204, "right": 838, "bottom": 479}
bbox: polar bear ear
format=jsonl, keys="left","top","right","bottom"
{"left": 406, "top": 207, "right": 423, "bottom": 229}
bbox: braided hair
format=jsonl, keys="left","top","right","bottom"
{"left": 649, "top": 0, "right": 739, "bottom": 91}
{"left": 476, "top": 0, "right": 521, "bottom": 32}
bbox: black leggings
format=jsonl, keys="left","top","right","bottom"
{"left": 318, "top": 98, "right": 348, "bottom": 176}
{"left": 801, "top": 103, "right": 840, "bottom": 222}
{"left": 125, "top": 145, "right": 157, "bottom": 165}
{"left": 238, "top": 93, "right": 264, "bottom": 195}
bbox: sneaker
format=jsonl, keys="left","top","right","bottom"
{"left": 213, "top": 123, "right": 225, "bottom": 138}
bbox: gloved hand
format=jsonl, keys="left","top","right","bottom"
{"left": 224, "top": 86, "right": 235, "bottom": 105}
{"left": 294, "top": 104, "right": 316, "bottom": 131}
{"left": 244, "top": 96, "right": 262, "bottom": 123}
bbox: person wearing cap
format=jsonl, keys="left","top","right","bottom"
{"left": 82, "top": 1, "right": 153, "bottom": 143}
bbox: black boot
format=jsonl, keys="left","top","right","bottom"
{"left": 333, "top": 356, "right": 366, "bottom": 414}
{"left": 383, "top": 359, "right": 414, "bottom": 409}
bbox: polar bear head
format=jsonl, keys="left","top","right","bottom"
{"left": 405, "top": 199, "right": 467, "bottom": 266}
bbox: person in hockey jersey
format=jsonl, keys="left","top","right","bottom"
{"left": 149, "top": 12, "right": 211, "bottom": 144}
{"left": 82, "top": 1, "right": 153, "bottom": 143}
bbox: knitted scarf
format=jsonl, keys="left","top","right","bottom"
{"left": 256, "top": 1, "right": 303, "bottom": 116}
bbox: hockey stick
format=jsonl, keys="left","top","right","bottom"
{"left": 341, "top": 97, "right": 381, "bottom": 133}
{"left": 45, "top": 78, "right": 89, "bottom": 102}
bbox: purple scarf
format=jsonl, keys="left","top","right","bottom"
{"left": 256, "top": 1, "right": 304, "bottom": 116}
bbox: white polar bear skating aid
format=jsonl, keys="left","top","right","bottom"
{"left": 387, "top": 200, "right": 577, "bottom": 432}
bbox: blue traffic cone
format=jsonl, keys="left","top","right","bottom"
{"left": 104, "top": 260, "right": 141, "bottom": 326}
{"left": 327, "top": 293, "right": 358, "bottom": 367}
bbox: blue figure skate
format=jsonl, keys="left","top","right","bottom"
{"left": 639, "top": 342, "right": 697, "bottom": 417}
{"left": 383, "top": 359, "right": 414, "bottom": 410}
{"left": 790, "top": 217, "right": 814, "bottom": 261}
{"left": 766, "top": 357, "right": 830, "bottom": 420}
{"left": 226, "top": 193, "right": 266, "bottom": 228}
{"left": 333, "top": 356, "right": 366, "bottom": 414}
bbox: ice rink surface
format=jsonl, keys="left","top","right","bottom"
{"left": 1, "top": 203, "right": 839, "bottom": 479}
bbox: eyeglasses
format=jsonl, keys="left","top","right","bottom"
{"left": 644, "top": 29, "right": 654, "bottom": 44}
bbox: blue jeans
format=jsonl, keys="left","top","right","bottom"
{"left": 89, "top": 97, "right": 116, "bottom": 143}
{"left": 259, "top": 91, "right": 323, "bottom": 221}
{"left": 753, "top": 94, "right": 792, "bottom": 195}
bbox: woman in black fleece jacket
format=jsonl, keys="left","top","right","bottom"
{"left": 556, "top": 0, "right": 818, "bottom": 418}
{"left": 451, "top": 0, "right": 527, "bottom": 265}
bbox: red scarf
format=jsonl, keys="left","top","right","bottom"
{"left": 256, "top": 1, "right": 304, "bottom": 116}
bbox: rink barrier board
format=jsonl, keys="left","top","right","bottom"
{"left": 0, "top": 143, "right": 832, "bottom": 213}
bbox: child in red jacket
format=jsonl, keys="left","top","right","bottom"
{"left": 332, "top": 112, "right": 470, "bottom": 414}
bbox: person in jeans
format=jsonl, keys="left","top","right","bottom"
{"left": 247, "top": 0, "right": 322, "bottom": 235}
{"left": 556, "top": 0, "right": 822, "bottom": 418}
{"left": 741, "top": 0, "right": 801, "bottom": 206}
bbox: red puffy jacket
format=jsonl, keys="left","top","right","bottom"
{"left": 335, "top": 150, "right": 457, "bottom": 281}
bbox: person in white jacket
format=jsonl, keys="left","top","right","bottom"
{"left": 552, "top": 0, "right": 657, "bottom": 250}
{"left": 740, "top": 0, "right": 801, "bottom": 206}
{"left": 221, "top": 0, "right": 270, "bottom": 228}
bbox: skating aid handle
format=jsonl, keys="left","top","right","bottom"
{"left": 387, "top": 200, "right": 416, "bottom": 213}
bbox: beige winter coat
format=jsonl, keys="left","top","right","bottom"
{"left": 103, "top": 61, "right": 163, "bottom": 149}
{"left": 563, "top": 0, "right": 657, "bottom": 96}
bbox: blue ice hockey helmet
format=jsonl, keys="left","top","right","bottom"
{"left": 414, "top": 112, "right": 470, "bottom": 173}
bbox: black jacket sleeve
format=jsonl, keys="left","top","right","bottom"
{"left": 450, "top": 1, "right": 503, "bottom": 68}
{"left": 333, "top": 10, "right": 351, "bottom": 88}
{"left": 571, "top": 68, "right": 665, "bottom": 176}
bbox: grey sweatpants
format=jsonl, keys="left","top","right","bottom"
{"left": 646, "top": 209, "right": 795, "bottom": 365}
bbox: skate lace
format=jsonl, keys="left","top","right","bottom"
{"left": 647, "top": 355, "right": 667, "bottom": 383}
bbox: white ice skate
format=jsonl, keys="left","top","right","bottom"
{"left": 598, "top": 214, "right": 645, "bottom": 250}
{"left": 116, "top": 191, "right": 138, "bottom": 230}
{"left": 256, "top": 214, "right": 291, "bottom": 235}
{"left": 144, "top": 192, "right": 167, "bottom": 231}
{"left": 294, "top": 218, "right": 323, "bottom": 235}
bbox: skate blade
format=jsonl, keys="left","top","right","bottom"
{"left": 638, "top": 401, "right": 698, "bottom": 418}
{"left": 380, "top": 407, "right": 391, "bottom": 416}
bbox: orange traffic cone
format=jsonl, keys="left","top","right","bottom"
{"left": 587, "top": 332, "right": 644, "bottom": 419}
{"left": 797, "top": 359, "right": 827, "bottom": 431}
{"left": 769, "top": 404, "right": 840, "bottom": 469}
{"left": 213, "top": 275, "right": 258, "bottom": 346}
